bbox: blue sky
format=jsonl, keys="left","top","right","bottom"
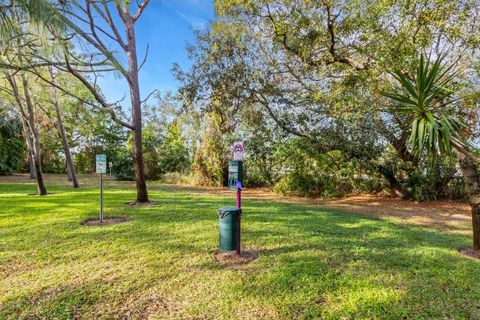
{"left": 96, "top": 0, "right": 215, "bottom": 107}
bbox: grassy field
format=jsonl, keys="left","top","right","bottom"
{"left": 1, "top": 177, "right": 479, "bottom": 319}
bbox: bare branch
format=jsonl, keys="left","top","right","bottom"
{"left": 62, "top": 54, "right": 134, "bottom": 130}
{"left": 60, "top": 7, "right": 118, "bottom": 44}
{"left": 56, "top": 12, "right": 128, "bottom": 78}
{"left": 133, "top": 0, "right": 151, "bottom": 22}
{"left": 140, "top": 89, "right": 157, "bottom": 104}
{"left": 138, "top": 44, "right": 149, "bottom": 71}
{"left": 92, "top": 0, "right": 127, "bottom": 50}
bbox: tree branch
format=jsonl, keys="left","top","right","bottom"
{"left": 133, "top": 0, "right": 151, "bottom": 22}
{"left": 265, "top": 3, "right": 369, "bottom": 71}
{"left": 56, "top": 10, "right": 128, "bottom": 78}
{"left": 138, "top": 44, "right": 149, "bottom": 71}
{"left": 93, "top": 0, "right": 127, "bottom": 50}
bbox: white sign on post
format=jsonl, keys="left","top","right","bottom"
{"left": 96, "top": 154, "right": 107, "bottom": 174}
{"left": 96, "top": 154, "right": 107, "bottom": 222}
{"left": 233, "top": 141, "right": 245, "bottom": 161}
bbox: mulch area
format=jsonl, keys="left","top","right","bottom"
{"left": 186, "top": 185, "right": 472, "bottom": 231}
{"left": 458, "top": 248, "right": 480, "bottom": 260}
{"left": 80, "top": 217, "right": 131, "bottom": 226}
{"left": 214, "top": 250, "right": 259, "bottom": 267}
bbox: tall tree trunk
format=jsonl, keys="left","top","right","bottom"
{"left": 54, "top": 101, "right": 79, "bottom": 188}
{"left": 28, "top": 150, "right": 36, "bottom": 179}
{"left": 21, "top": 119, "right": 36, "bottom": 180}
{"left": 32, "top": 146, "right": 47, "bottom": 196}
{"left": 51, "top": 78, "right": 79, "bottom": 189}
{"left": 67, "top": 164, "right": 73, "bottom": 181}
{"left": 457, "top": 152, "right": 480, "bottom": 250}
{"left": 21, "top": 77, "right": 47, "bottom": 196}
{"left": 124, "top": 13, "right": 148, "bottom": 203}
{"left": 6, "top": 74, "right": 46, "bottom": 195}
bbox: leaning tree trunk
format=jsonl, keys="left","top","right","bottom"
{"left": 21, "top": 76, "right": 47, "bottom": 196}
{"left": 67, "top": 165, "right": 73, "bottom": 181}
{"left": 22, "top": 120, "right": 36, "bottom": 180}
{"left": 28, "top": 150, "right": 36, "bottom": 179}
{"left": 125, "top": 13, "right": 148, "bottom": 203}
{"left": 7, "top": 74, "right": 46, "bottom": 194}
{"left": 52, "top": 85, "right": 79, "bottom": 188}
{"left": 28, "top": 111, "right": 47, "bottom": 196}
{"left": 32, "top": 144, "right": 47, "bottom": 196}
{"left": 457, "top": 152, "right": 480, "bottom": 250}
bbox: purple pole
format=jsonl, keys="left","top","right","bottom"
{"left": 236, "top": 181, "right": 242, "bottom": 256}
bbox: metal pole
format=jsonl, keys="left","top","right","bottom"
{"left": 100, "top": 173, "right": 104, "bottom": 222}
{"left": 236, "top": 188, "right": 241, "bottom": 256}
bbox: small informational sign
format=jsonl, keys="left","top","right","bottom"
{"left": 96, "top": 154, "right": 107, "bottom": 174}
{"left": 233, "top": 141, "right": 245, "bottom": 161}
{"left": 96, "top": 154, "right": 107, "bottom": 222}
{"left": 228, "top": 160, "right": 243, "bottom": 190}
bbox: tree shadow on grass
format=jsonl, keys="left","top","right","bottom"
{"left": 2, "top": 189, "right": 480, "bottom": 319}
{"left": 235, "top": 205, "right": 479, "bottom": 318}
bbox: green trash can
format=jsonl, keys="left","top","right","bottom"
{"left": 218, "top": 207, "right": 240, "bottom": 251}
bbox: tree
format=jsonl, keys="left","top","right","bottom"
{"left": 45, "top": 69, "right": 79, "bottom": 188}
{"left": 180, "top": 0, "right": 480, "bottom": 195}
{"left": 383, "top": 54, "right": 480, "bottom": 250}
{"left": 49, "top": 0, "right": 152, "bottom": 202}
{"left": 157, "top": 122, "right": 190, "bottom": 175}
{"left": 1, "top": 0, "right": 153, "bottom": 202}
{"left": 3, "top": 72, "right": 48, "bottom": 195}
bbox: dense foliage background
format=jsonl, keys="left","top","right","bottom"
{"left": 1, "top": 0, "right": 479, "bottom": 201}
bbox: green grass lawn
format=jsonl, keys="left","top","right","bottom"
{"left": 1, "top": 178, "right": 479, "bottom": 319}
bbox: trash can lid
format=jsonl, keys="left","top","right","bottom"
{"left": 218, "top": 207, "right": 240, "bottom": 218}
{"left": 218, "top": 207, "right": 240, "bottom": 213}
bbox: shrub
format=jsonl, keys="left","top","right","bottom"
{"left": 0, "top": 113, "right": 24, "bottom": 175}
{"left": 112, "top": 150, "right": 135, "bottom": 181}
{"left": 402, "top": 161, "right": 468, "bottom": 201}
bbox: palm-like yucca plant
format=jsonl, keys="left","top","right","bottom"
{"left": 384, "top": 54, "right": 480, "bottom": 251}
{"left": 382, "top": 54, "right": 468, "bottom": 163}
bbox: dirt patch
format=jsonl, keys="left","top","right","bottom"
{"left": 458, "top": 247, "right": 480, "bottom": 260}
{"left": 214, "top": 249, "right": 259, "bottom": 267}
{"left": 125, "top": 201, "right": 160, "bottom": 207}
{"left": 186, "top": 186, "right": 472, "bottom": 232}
{"left": 0, "top": 174, "right": 472, "bottom": 232}
{"left": 321, "top": 195, "right": 471, "bottom": 231}
{"left": 81, "top": 216, "right": 131, "bottom": 226}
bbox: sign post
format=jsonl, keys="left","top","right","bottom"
{"left": 109, "top": 161, "right": 112, "bottom": 177}
{"left": 229, "top": 141, "right": 245, "bottom": 256}
{"left": 96, "top": 154, "right": 107, "bottom": 222}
